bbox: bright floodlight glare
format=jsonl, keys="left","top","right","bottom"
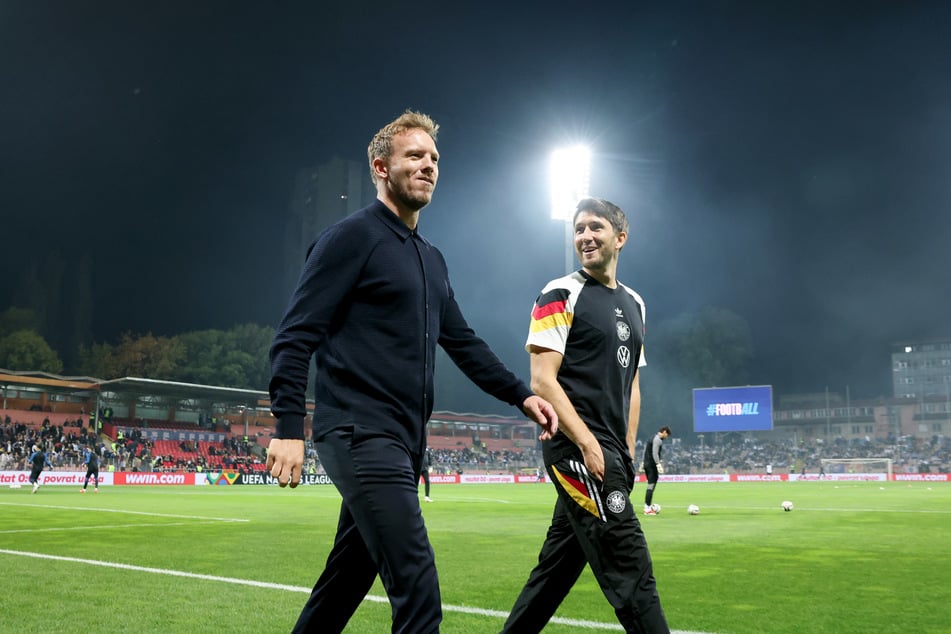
{"left": 549, "top": 145, "right": 591, "bottom": 221}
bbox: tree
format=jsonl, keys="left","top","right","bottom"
{"left": 76, "top": 341, "right": 116, "bottom": 378}
{"left": 673, "top": 306, "right": 754, "bottom": 388}
{"left": 221, "top": 323, "right": 274, "bottom": 390}
{"left": 177, "top": 324, "right": 274, "bottom": 389}
{"left": 82, "top": 332, "right": 185, "bottom": 380}
{"left": 640, "top": 306, "right": 754, "bottom": 441}
{"left": 0, "top": 307, "right": 41, "bottom": 337}
{"left": 75, "top": 324, "right": 274, "bottom": 387}
{"left": 120, "top": 332, "right": 184, "bottom": 379}
{"left": 0, "top": 330, "right": 64, "bottom": 373}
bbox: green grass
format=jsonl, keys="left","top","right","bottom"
{"left": 1, "top": 481, "right": 949, "bottom": 633}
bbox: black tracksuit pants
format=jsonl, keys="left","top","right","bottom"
{"left": 502, "top": 445, "right": 669, "bottom": 634}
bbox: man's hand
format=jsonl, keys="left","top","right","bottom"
{"left": 266, "top": 438, "right": 305, "bottom": 488}
{"left": 580, "top": 441, "right": 605, "bottom": 481}
{"left": 657, "top": 462, "right": 665, "bottom": 475}
{"left": 521, "top": 395, "right": 559, "bottom": 441}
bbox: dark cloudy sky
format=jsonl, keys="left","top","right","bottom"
{"left": 2, "top": 1, "right": 949, "bottom": 406}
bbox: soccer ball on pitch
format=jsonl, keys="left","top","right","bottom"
{"left": 782, "top": 500, "right": 794, "bottom": 512}
{"left": 650, "top": 503, "right": 661, "bottom": 514}
{"left": 687, "top": 504, "right": 700, "bottom": 515}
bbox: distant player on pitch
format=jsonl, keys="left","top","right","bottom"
{"left": 643, "top": 425, "right": 671, "bottom": 515}
{"left": 27, "top": 445, "right": 53, "bottom": 494}
{"left": 81, "top": 445, "right": 100, "bottom": 493}
{"left": 503, "top": 197, "right": 669, "bottom": 633}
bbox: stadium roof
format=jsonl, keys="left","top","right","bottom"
{"left": 96, "top": 377, "right": 268, "bottom": 406}
{"left": 0, "top": 370, "right": 528, "bottom": 421}
{"left": 0, "top": 369, "right": 100, "bottom": 398}
{"left": 0, "top": 369, "right": 268, "bottom": 409}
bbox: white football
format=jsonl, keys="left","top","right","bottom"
{"left": 650, "top": 503, "right": 661, "bottom": 514}
{"left": 782, "top": 500, "right": 794, "bottom": 512}
{"left": 687, "top": 504, "right": 700, "bottom": 515}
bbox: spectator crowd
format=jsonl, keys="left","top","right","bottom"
{"left": 2, "top": 412, "right": 947, "bottom": 476}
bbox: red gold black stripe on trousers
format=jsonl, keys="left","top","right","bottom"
{"left": 551, "top": 460, "right": 606, "bottom": 522}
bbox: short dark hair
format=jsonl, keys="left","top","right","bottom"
{"left": 573, "top": 197, "right": 629, "bottom": 236}
{"left": 659, "top": 426, "right": 672, "bottom": 436}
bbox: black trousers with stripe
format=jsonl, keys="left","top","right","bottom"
{"left": 293, "top": 426, "right": 440, "bottom": 634}
{"left": 502, "top": 445, "right": 669, "bottom": 634}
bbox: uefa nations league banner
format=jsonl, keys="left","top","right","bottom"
{"left": 198, "top": 472, "right": 335, "bottom": 486}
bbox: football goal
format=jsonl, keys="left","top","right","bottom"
{"left": 820, "top": 457, "right": 893, "bottom": 479}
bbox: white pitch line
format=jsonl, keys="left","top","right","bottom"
{"left": 0, "top": 549, "right": 714, "bottom": 634}
{"left": 0, "top": 501, "right": 248, "bottom": 522}
{"left": 691, "top": 505, "right": 951, "bottom": 514}
{"left": 424, "top": 496, "right": 512, "bottom": 504}
{"left": 0, "top": 521, "right": 231, "bottom": 534}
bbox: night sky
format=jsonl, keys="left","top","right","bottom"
{"left": 2, "top": 2, "right": 949, "bottom": 409}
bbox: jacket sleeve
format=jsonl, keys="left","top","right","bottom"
{"left": 268, "top": 224, "right": 368, "bottom": 439}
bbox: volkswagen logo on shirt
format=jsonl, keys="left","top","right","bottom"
{"left": 617, "top": 346, "right": 631, "bottom": 367}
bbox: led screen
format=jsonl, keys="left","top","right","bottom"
{"left": 693, "top": 385, "right": 773, "bottom": 432}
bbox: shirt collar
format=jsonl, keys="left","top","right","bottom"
{"left": 370, "top": 199, "right": 416, "bottom": 241}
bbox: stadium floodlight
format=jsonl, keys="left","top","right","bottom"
{"left": 548, "top": 145, "right": 591, "bottom": 221}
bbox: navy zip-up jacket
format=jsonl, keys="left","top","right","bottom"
{"left": 269, "top": 200, "right": 532, "bottom": 453}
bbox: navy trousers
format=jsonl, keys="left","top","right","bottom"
{"left": 292, "top": 426, "right": 440, "bottom": 634}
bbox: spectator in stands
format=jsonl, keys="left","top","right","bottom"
{"left": 503, "top": 197, "right": 669, "bottom": 633}
{"left": 266, "top": 110, "right": 557, "bottom": 634}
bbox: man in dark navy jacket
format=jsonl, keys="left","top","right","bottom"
{"left": 267, "top": 110, "right": 558, "bottom": 634}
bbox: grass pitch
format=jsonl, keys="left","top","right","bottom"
{"left": 1, "top": 480, "right": 949, "bottom": 633}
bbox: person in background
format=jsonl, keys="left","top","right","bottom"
{"left": 28, "top": 444, "right": 53, "bottom": 494}
{"left": 81, "top": 445, "right": 100, "bottom": 493}
{"left": 643, "top": 426, "right": 671, "bottom": 515}
{"left": 503, "top": 197, "right": 669, "bottom": 633}
{"left": 265, "top": 110, "right": 558, "bottom": 634}
{"left": 421, "top": 445, "right": 434, "bottom": 502}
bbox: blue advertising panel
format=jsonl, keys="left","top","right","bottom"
{"left": 693, "top": 385, "right": 773, "bottom": 432}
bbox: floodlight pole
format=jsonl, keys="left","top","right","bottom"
{"left": 548, "top": 145, "right": 591, "bottom": 277}
{"left": 564, "top": 219, "right": 574, "bottom": 276}
{"left": 825, "top": 386, "right": 831, "bottom": 439}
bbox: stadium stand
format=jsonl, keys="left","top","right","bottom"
{"left": 117, "top": 419, "right": 204, "bottom": 431}
{"left": 480, "top": 438, "right": 519, "bottom": 453}
{"left": 1, "top": 410, "right": 86, "bottom": 430}
{"left": 427, "top": 435, "right": 470, "bottom": 450}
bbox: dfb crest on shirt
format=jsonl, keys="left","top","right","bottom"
{"left": 616, "top": 320, "right": 631, "bottom": 342}
{"left": 616, "top": 346, "right": 631, "bottom": 367}
{"left": 606, "top": 490, "right": 627, "bottom": 514}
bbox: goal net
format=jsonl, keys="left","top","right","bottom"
{"left": 820, "top": 458, "right": 893, "bottom": 478}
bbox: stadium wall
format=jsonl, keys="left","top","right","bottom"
{"left": 4, "top": 470, "right": 949, "bottom": 487}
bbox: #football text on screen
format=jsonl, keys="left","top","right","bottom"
{"left": 692, "top": 385, "right": 773, "bottom": 432}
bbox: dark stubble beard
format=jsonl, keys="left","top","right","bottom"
{"left": 392, "top": 180, "right": 433, "bottom": 212}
